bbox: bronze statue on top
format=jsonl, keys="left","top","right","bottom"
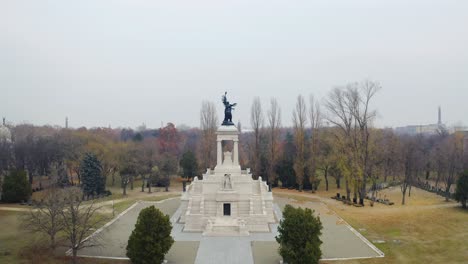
{"left": 222, "top": 92, "right": 237, "bottom": 126}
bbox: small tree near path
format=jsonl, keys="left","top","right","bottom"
{"left": 160, "top": 153, "right": 178, "bottom": 192}
{"left": 127, "top": 205, "right": 174, "bottom": 264}
{"left": 455, "top": 171, "right": 468, "bottom": 209}
{"left": 276, "top": 205, "right": 323, "bottom": 264}
{"left": 61, "top": 187, "right": 106, "bottom": 264}
{"left": 21, "top": 188, "right": 65, "bottom": 250}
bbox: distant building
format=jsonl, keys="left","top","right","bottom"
{"left": 448, "top": 125, "right": 468, "bottom": 134}
{"left": 394, "top": 106, "right": 447, "bottom": 136}
{"left": 0, "top": 117, "right": 12, "bottom": 143}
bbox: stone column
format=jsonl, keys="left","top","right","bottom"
{"left": 217, "top": 140, "right": 222, "bottom": 166}
{"left": 233, "top": 139, "right": 239, "bottom": 166}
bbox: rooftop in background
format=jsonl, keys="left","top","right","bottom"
{"left": 393, "top": 106, "right": 467, "bottom": 135}
{"left": 0, "top": 118, "right": 12, "bottom": 143}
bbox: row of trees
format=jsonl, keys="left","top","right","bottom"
{"left": 1, "top": 79, "right": 467, "bottom": 207}
{"left": 199, "top": 80, "right": 467, "bottom": 206}
{"left": 0, "top": 122, "right": 201, "bottom": 200}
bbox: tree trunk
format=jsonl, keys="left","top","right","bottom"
{"left": 165, "top": 176, "right": 169, "bottom": 192}
{"left": 408, "top": 185, "right": 412, "bottom": 197}
{"left": 324, "top": 169, "right": 329, "bottom": 191}
{"left": 401, "top": 187, "right": 407, "bottom": 205}
{"left": 70, "top": 171, "right": 75, "bottom": 186}
{"left": 111, "top": 172, "right": 115, "bottom": 186}
{"left": 141, "top": 177, "right": 145, "bottom": 192}
{"left": 445, "top": 185, "right": 451, "bottom": 202}
{"left": 360, "top": 180, "right": 367, "bottom": 202}
{"left": 123, "top": 184, "right": 127, "bottom": 196}
{"left": 462, "top": 199, "right": 467, "bottom": 209}
{"left": 76, "top": 171, "right": 81, "bottom": 185}
{"left": 353, "top": 183, "right": 358, "bottom": 203}
{"left": 371, "top": 183, "right": 377, "bottom": 201}
{"left": 345, "top": 179, "right": 350, "bottom": 201}
{"left": 336, "top": 177, "right": 341, "bottom": 189}
{"left": 50, "top": 235, "right": 56, "bottom": 250}
{"left": 148, "top": 179, "right": 152, "bottom": 193}
{"left": 130, "top": 176, "right": 134, "bottom": 190}
{"left": 72, "top": 248, "right": 78, "bottom": 264}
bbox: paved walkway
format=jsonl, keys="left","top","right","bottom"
{"left": 76, "top": 195, "right": 384, "bottom": 263}
{"left": 195, "top": 237, "right": 254, "bottom": 264}
{"left": 168, "top": 202, "right": 283, "bottom": 264}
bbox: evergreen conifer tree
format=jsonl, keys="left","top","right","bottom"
{"left": 1, "top": 170, "right": 31, "bottom": 203}
{"left": 455, "top": 171, "right": 468, "bottom": 209}
{"left": 276, "top": 205, "right": 323, "bottom": 264}
{"left": 80, "top": 153, "right": 103, "bottom": 198}
{"left": 127, "top": 206, "right": 174, "bottom": 264}
{"left": 180, "top": 150, "right": 198, "bottom": 180}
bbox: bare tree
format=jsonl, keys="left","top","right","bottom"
{"left": 61, "top": 187, "right": 106, "bottom": 264}
{"left": 400, "top": 136, "right": 419, "bottom": 205}
{"left": 380, "top": 130, "right": 400, "bottom": 183}
{"left": 293, "top": 95, "right": 307, "bottom": 191}
{"left": 325, "top": 81, "right": 380, "bottom": 204}
{"left": 309, "top": 95, "right": 322, "bottom": 191}
{"left": 200, "top": 100, "right": 218, "bottom": 170}
{"left": 21, "top": 188, "right": 66, "bottom": 250}
{"left": 348, "top": 81, "right": 380, "bottom": 203}
{"left": 267, "top": 98, "right": 281, "bottom": 189}
{"left": 440, "top": 133, "right": 465, "bottom": 201}
{"left": 250, "top": 97, "right": 264, "bottom": 178}
{"left": 325, "top": 87, "right": 354, "bottom": 200}
{"left": 119, "top": 143, "right": 137, "bottom": 196}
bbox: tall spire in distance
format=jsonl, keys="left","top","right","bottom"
{"left": 2, "top": 117, "right": 5, "bottom": 126}
{"left": 438, "top": 106, "right": 442, "bottom": 125}
{"left": 65, "top": 117, "right": 69, "bottom": 129}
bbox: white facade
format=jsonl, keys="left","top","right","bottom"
{"left": 178, "top": 125, "right": 276, "bottom": 236}
{"left": 0, "top": 125, "right": 12, "bottom": 143}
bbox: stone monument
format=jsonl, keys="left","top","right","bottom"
{"left": 178, "top": 93, "right": 276, "bottom": 236}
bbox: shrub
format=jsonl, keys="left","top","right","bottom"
{"left": 276, "top": 205, "right": 323, "bottom": 264}
{"left": 127, "top": 206, "right": 174, "bottom": 264}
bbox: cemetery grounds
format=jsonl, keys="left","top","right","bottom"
{"left": 1, "top": 177, "right": 468, "bottom": 263}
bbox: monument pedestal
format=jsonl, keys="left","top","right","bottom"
{"left": 179, "top": 125, "right": 276, "bottom": 236}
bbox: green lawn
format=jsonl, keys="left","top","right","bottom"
{"left": 275, "top": 181, "right": 468, "bottom": 264}
{"left": 0, "top": 192, "right": 179, "bottom": 264}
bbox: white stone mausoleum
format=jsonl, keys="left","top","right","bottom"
{"left": 178, "top": 125, "right": 276, "bottom": 236}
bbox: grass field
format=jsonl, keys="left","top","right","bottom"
{"left": 274, "top": 177, "right": 468, "bottom": 264}
{"left": 3, "top": 175, "right": 468, "bottom": 263}
{"left": 0, "top": 178, "right": 181, "bottom": 264}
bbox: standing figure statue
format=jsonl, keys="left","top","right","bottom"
{"left": 222, "top": 92, "right": 237, "bottom": 126}
{"left": 223, "top": 174, "right": 232, "bottom": 189}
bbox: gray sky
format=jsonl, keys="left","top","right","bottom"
{"left": 1, "top": 0, "right": 467, "bottom": 129}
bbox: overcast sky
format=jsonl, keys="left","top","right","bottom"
{"left": 1, "top": 0, "right": 467, "bottom": 129}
